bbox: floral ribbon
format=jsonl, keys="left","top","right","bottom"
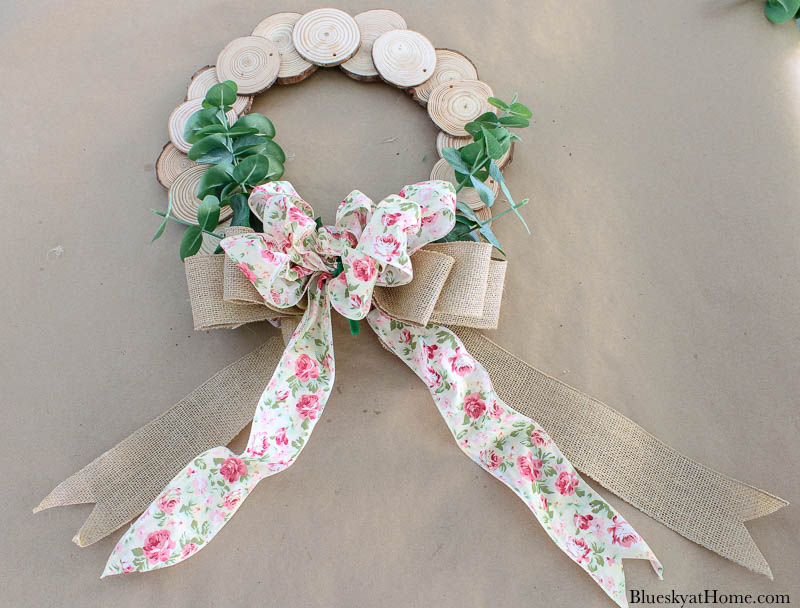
{"left": 102, "top": 180, "right": 662, "bottom": 607}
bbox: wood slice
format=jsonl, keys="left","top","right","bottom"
{"left": 340, "top": 9, "right": 407, "bottom": 81}
{"left": 155, "top": 142, "right": 201, "bottom": 189}
{"left": 430, "top": 157, "right": 499, "bottom": 211}
{"left": 186, "top": 65, "right": 251, "bottom": 115}
{"left": 199, "top": 218, "right": 232, "bottom": 254}
{"left": 475, "top": 205, "right": 492, "bottom": 223}
{"left": 168, "top": 99, "right": 238, "bottom": 153}
{"left": 292, "top": 8, "right": 361, "bottom": 67}
{"left": 169, "top": 165, "right": 234, "bottom": 225}
{"left": 372, "top": 29, "right": 436, "bottom": 89}
{"left": 252, "top": 12, "right": 318, "bottom": 84}
{"left": 410, "top": 49, "right": 478, "bottom": 106}
{"left": 436, "top": 131, "right": 514, "bottom": 169}
{"left": 427, "top": 79, "right": 494, "bottom": 136}
{"left": 216, "top": 36, "right": 281, "bottom": 95}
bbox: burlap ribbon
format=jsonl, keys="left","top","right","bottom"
{"left": 37, "top": 227, "right": 785, "bottom": 578}
{"left": 185, "top": 227, "right": 506, "bottom": 332}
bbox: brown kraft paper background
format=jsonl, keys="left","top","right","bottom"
{"left": 1, "top": 1, "right": 798, "bottom": 606}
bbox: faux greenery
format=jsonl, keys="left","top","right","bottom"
{"left": 152, "top": 80, "right": 285, "bottom": 260}
{"left": 436, "top": 94, "right": 532, "bottom": 255}
{"left": 764, "top": 0, "right": 800, "bottom": 27}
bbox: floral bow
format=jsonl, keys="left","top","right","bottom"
{"left": 104, "top": 181, "right": 661, "bottom": 608}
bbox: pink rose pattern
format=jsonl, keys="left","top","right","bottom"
{"left": 104, "top": 181, "right": 456, "bottom": 578}
{"left": 367, "top": 311, "right": 663, "bottom": 607}
{"left": 104, "top": 280, "right": 335, "bottom": 578}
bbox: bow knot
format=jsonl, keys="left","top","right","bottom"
{"left": 221, "top": 180, "right": 457, "bottom": 321}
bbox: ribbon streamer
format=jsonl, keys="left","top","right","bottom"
{"left": 452, "top": 328, "right": 788, "bottom": 577}
{"left": 34, "top": 337, "right": 286, "bottom": 546}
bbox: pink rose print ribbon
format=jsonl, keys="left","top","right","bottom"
{"left": 103, "top": 180, "right": 661, "bottom": 607}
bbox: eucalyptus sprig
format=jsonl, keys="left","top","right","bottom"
{"left": 151, "top": 80, "right": 285, "bottom": 260}
{"left": 764, "top": 0, "right": 800, "bottom": 27}
{"left": 437, "top": 93, "right": 533, "bottom": 255}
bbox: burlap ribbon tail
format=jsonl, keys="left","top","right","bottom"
{"left": 36, "top": 232, "right": 786, "bottom": 578}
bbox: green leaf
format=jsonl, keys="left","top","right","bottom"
{"left": 228, "top": 193, "right": 251, "bottom": 227}
{"left": 196, "top": 163, "right": 235, "bottom": 198}
{"left": 196, "top": 196, "right": 221, "bottom": 231}
{"left": 233, "top": 153, "right": 269, "bottom": 185}
{"left": 478, "top": 222, "right": 505, "bottom": 255}
{"left": 489, "top": 161, "right": 531, "bottom": 234}
{"left": 456, "top": 201, "right": 481, "bottom": 223}
{"left": 475, "top": 111, "right": 500, "bottom": 127}
{"left": 481, "top": 126, "right": 504, "bottom": 159}
{"left": 226, "top": 126, "right": 259, "bottom": 137}
{"left": 179, "top": 225, "right": 203, "bottom": 260}
{"left": 459, "top": 141, "right": 484, "bottom": 169}
{"left": 232, "top": 113, "right": 275, "bottom": 138}
{"left": 203, "top": 80, "right": 238, "bottom": 108}
{"left": 469, "top": 175, "right": 495, "bottom": 207}
{"left": 188, "top": 134, "right": 234, "bottom": 164}
{"left": 184, "top": 108, "right": 223, "bottom": 144}
{"left": 499, "top": 115, "right": 530, "bottom": 128}
{"left": 151, "top": 190, "right": 175, "bottom": 242}
{"left": 464, "top": 121, "right": 482, "bottom": 139}
{"left": 765, "top": 0, "right": 800, "bottom": 23}
{"left": 151, "top": 217, "right": 167, "bottom": 242}
{"left": 442, "top": 146, "right": 469, "bottom": 173}
{"left": 509, "top": 102, "right": 532, "bottom": 118}
{"left": 266, "top": 156, "right": 285, "bottom": 181}
{"left": 487, "top": 97, "right": 509, "bottom": 111}
{"left": 191, "top": 124, "right": 230, "bottom": 141}
{"left": 235, "top": 136, "right": 286, "bottom": 162}
{"left": 488, "top": 160, "right": 504, "bottom": 185}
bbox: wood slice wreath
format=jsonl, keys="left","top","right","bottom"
{"left": 186, "top": 66, "right": 252, "bottom": 115}
{"left": 155, "top": 8, "right": 536, "bottom": 262}
{"left": 216, "top": 36, "right": 281, "bottom": 94}
{"left": 292, "top": 8, "right": 361, "bottom": 67}
{"left": 341, "top": 9, "right": 407, "bottom": 81}
{"left": 252, "top": 12, "right": 318, "bottom": 84}
{"left": 427, "top": 79, "right": 494, "bottom": 136}
{"left": 410, "top": 49, "right": 478, "bottom": 105}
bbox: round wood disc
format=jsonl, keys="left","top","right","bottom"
{"left": 430, "top": 157, "right": 499, "bottom": 211}
{"left": 216, "top": 36, "right": 281, "bottom": 95}
{"left": 252, "top": 12, "right": 318, "bottom": 84}
{"left": 186, "top": 66, "right": 251, "bottom": 115}
{"left": 372, "top": 29, "right": 436, "bottom": 88}
{"left": 436, "top": 131, "right": 514, "bottom": 169}
{"left": 199, "top": 218, "right": 232, "bottom": 254}
{"left": 292, "top": 8, "right": 361, "bottom": 67}
{"left": 427, "top": 79, "right": 494, "bottom": 136}
{"left": 156, "top": 142, "right": 201, "bottom": 189}
{"left": 410, "top": 49, "right": 478, "bottom": 105}
{"left": 341, "top": 9, "right": 407, "bottom": 81}
{"left": 169, "top": 165, "right": 234, "bottom": 225}
{"left": 475, "top": 205, "right": 492, "bottom": 223}
{"left": 168, "top": 99, "right": 238, "bottom": 153}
